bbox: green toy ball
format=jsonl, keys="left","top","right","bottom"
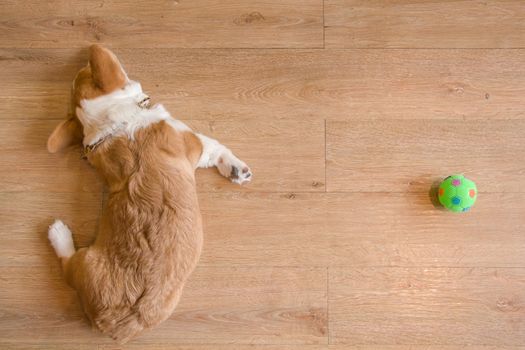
{"left": 438, "top": 175, "right": 477, "bottom": 212}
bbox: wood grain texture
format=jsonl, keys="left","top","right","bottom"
{"left": 325, "top": 0, "right": 525, "bottom": 48}
{"left": 0, "top": 345, "right": 97, "bottom": 350}
{"left": 0, "top": 266, "right": 326, "bottom": 345}
{"left": 99, "top": 346, "right": 525, "bottom": 350}
{"left": 323, "top": 192, "right": 525, "bottom": 268}
{"left": 0, "top": 0, "right": 323, "bottom": 49}
{"left": 0, "top": 346, "right": 521, "bottom": 350}
{"left": 0, "top": 119, "right": 324, "bottom": 193}
{"left": 199, "top": 192, "right": 327, "bottom": 267}
{"left": 201, "top": 192, "right": 525, "bottom": 267}
{"left": 0, "top": 120, "right": 102, "bottom": 193}
{"left": 326, "top": 119, "right": 525, "bottom": 193}
{"left": 2, "top": 48, "right": 525, "bottom": 121}
{"left": 0, "top": 192, "right": 101, "bottom": 267}
{"left": 2, "top": 1, "right": 525, "bottom": 348}
{"left": 329, "top": 268, "right": 525, "bottom": 345}
{"left": 174, "top": 119, "right": 324, "bottom": 192}
{"left": 6, "top": 191, "right": 521, "bottom": 268}
{"left": 0, "top": 345, "right": 520, "bottom": 350}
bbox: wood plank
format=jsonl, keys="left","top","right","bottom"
{"left": 327, "top": 119, "right": 525, "bottom": 193}
{"left": 2, "top": 344, "right": 524, "bottom": 350}
{"left": 99, "top": 346, "right": 525, "bottom": 350}
{"left": 2, "top": 48, "right": 525, "bottom": 121}
{"left": 2, "top": 191, "right": 524, "bottom": 268}
{"left": 0, "top": 266, "right": 327, "bottom": 345}
{"left": 324, "top": 192, "right": 525, "bottom": 267}
{"left": 0, "top": 0, "right": 323, "bottom": 49}
{"left": 202, "top": 191, "right": 525, "bottom": 267}
{"left": 0, "top": 192, "right": 101, "bottom": 267}
{"left": 329, "top": 268, "right": 525, "bottom": 345}
{"left": 199, "top": 192, "right": 326, "bottom": 267}
{"left": 0, "top": 345, "right": 96, "bottom": 350}
{"left": 0, "top": 119, "right": 324, "bottom": 193}
{"left": 325, "top": 0, "right": 525, "bottom": 48}
{"left": 0, "top": 120, "right": 103, "bottom": 193}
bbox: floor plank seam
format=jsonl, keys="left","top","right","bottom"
{"left": 0, "top": 46, "right": 333, "bottom": 50}
{"left": 3, "top": 47, "right": 525, "bottom": 50}
{"left": 6, "top": 264, "right": 525, "bottom": 269}
{"left": 0, "top": 191, "right": 516, "bottom": 194}
{"left": 322, "top": 0, "right": 326, "bottom": 49}
{"left": 326, "top": 266, "right": 330, "bottom": 345}
{"left": 324, "top": 118, "right": 327, "bottom": 193}
{"left": 8, "top": 264, "right": 525, "bottom": 268}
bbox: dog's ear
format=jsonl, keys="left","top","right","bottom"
{"left": 47, "top": 117, "right": 83, "bottom": 153}
{"left": 89, "top": 44, "right": 127, "bottom": 93}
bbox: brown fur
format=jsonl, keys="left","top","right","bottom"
{"left": 47, "top": 117, "right": 83, "bottom": 153}
{"left": 89, "top": 44, "right": 128, "bottom": 93}
{"left": 48, "top": 45, "right": 127, "bottom": 153}
{"left": 47, "top": 45, "right": 204, "bottom": 343}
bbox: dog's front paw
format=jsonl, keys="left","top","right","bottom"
{"left": 217, "top": 152, "right": 252, "bottom": 185}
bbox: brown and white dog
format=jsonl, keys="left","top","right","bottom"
{"left": 46, "top": 45, "right": 251, "bottom": 343}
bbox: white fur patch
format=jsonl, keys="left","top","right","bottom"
{"left": 48, "top": 220, "right": 75, "bottom": 258}
{"left": 196, "top": 134, "right": 252, "bottom": 184}
{"left": 78, "top": 81, "right": 178, "bottom": 146}
{"left": 166, "top": 119, "right": 191, "bottom": 132}
{"left": 196, "top": 133, "right": 225, "bottom": 168}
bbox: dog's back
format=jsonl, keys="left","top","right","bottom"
{"left": 66, "top": 122, "right": 203, "bottom": 342}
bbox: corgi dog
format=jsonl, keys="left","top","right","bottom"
{"left": 46, "top": 45, "right": 252, "bottom": 343}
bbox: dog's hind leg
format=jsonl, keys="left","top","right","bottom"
{"left": 196, "top": 133, "right": 252, "bottom": 185}
{"left": 48, "top": 220, "right": 84, "bottom": 287}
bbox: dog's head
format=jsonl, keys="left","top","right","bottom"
{"left": 47, "top": 45, "right": 129, "bottom": 153}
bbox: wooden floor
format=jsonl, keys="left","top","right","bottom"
{"left": 1, "top": 1, "right": 524, "bottom": 349}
